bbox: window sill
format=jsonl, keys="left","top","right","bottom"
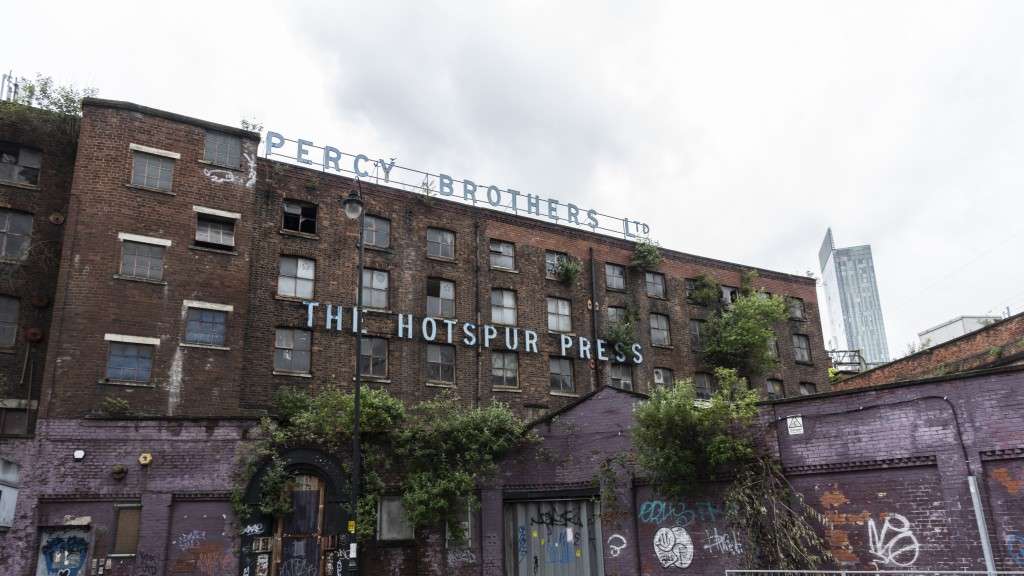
{"left": 364, "top": 308, "right": 393, "bottom": 315}
{"left": 651, "top": 344, "right": 674, "bottom": 350}
{"left": 0, "top": 258, "right": 26, "bottom": 265}
{"left": 795, "top": 360, "right": 814, "bottom": 366}
{"left": 126, "top": 184, "right": 175, "bottom": 196}
{"left": 547, "top": 331, "right": 576, "bottom": 337}
{"left": 280, "top": 229, "right": 320, "bottom": 240}
{"left": 198, "top": 159, "right": 241, "bottom": 171}
{"left": 0, "top": 347, "right": 15, "bottom": 355}
{"left": 97, "top": 379, "right": 156, "bottom": 388}
{"left": 274, "top": 295, "right": 311, "bottom": 303}
{"left": 606, "top": 287, "right": 627, "bottom": 293}
{"left": 190, "top": 244, "right": 238, "bottom": 256}
{"left": 549, "top": 391, "right": 580, "bottom": 398}
{"left": 273, "top": 371, "right": 312, "bottom": 378}
{"left": 789, "top": 317, "right": 807, "bottom": 322}
{"left": 492, "top": 386, "right": 521, "bottom": 393}
{"left": 363, "top": 245, "right": 393, "bottom": 254}
{"left": 647, "top": 295, "right": 669, "bottom": 301}
{"left": 113, "top": 274, "right": 167, "bottom": 286}
{"left": 425, "top": 381, "right": 456, "bottom": 388}
{"left": 0, "top": 180, "right": 39, "bottom": 191}
{"left": 490, "top": 267, "right": 519, "bottom": 274}
{"left": 180, "top": 343, "right": 231, "bottom": 351}
{"left": 426, "top": 255, "right": 456, "bottom": 263}
{"left": 107, "top": 554, "right": 137, "bottom": 559}
{"left": 359, "top": 377, "right": 391, "bottom": 383}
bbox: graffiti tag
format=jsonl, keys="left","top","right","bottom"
{"left": 447, "top": 548, "right": 477, "bottom": 564}
{"left": 607, "top": 534, "right": 627, "bottom": 557}
{"left": 654, "top": 526, "right": 694, "bottom": 568}
{"left": 1007, "top": 534, "right": 1024, "bottom": 567}
{"left": 639, "top": 500, "right": 721, "bottom": 526}
{"left": 279, "top": 558, "right": 317, "bottom": 576}
{"left": 241, "top": 523, "right": 265, "bottom": 536}
{"left": 867, "top": 513, "right": 919, "bottom": 567}
{"left": 531, "top": 508, "right": 583, "bottom": 527}
{"left": 173, "top": 529, "right": 207, "bottom": 551}
{"left": 517, "top": 526, "right": 529, "bottom": 560}
{"left": 703, "top": 527, "right": 743, "bottom": 556}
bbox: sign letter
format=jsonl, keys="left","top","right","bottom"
{"left": 353, "top": 154, "right": 370, "bottom": 178}
{"left": 296, "top": 139, "right": 314, "bottom": 165}
{"left": 324, "top": 146, "right": 342, "bottom": 171}
{"left": 304, "top": 301, "right": 320, "bottom": 328}
{"left": 397, "top": 314, "right": 414, "bottom": 339}
{"left": 266, "top": 132, "right": 285, "bottom": 158}
{"left": 439, "top": 174, "right": 454, "bottom": 196}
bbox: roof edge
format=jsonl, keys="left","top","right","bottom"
{"left": 82, "top": 97, "right": 261, "bottom": 141}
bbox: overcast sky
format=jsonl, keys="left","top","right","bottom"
{"left": 6, "top": 1, "right": 1024, "bottom": 357}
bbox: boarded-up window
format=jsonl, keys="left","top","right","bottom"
{"left": 203, "top": 131, "right": 241, "bottom": 169}
{"left": 504, "top": 500, "right": 603, "bottom": 576}
{"left": 378, "top": 496, "right": 414, "bottom": 541}
{"left": 113, "top": 504, "right": 142, "bottom": 555}
{"left": 131, "top": 152, "right": 174, "bottom": 192}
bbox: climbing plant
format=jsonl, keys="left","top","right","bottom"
{"left": 603, "top": 305, "right": 640, "bottom": 351}
{"left": 701, "top": 290, "right": 788, "bottom": 378}
{"left": 631, "top": 239, "right": 662, "bottom": 270}
{"left": 556, "top": 257, "right": 582, "bottom": 286}
{"left": 686, "top": 274, "right": 721, "bottom": 307}
{"left": 634, "top": 369, "right": 832, "bottom": 568}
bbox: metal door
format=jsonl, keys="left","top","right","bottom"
{"left": 504, "top": 499, "right": 604, "bottom": 576}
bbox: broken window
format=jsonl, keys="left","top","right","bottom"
{"left": 0, "top": 408, "right": 27, "bottom": 436}
{"left": 610, "top": 364, "right": 633, "bottom": 390}
{"left": 645, "top": 272, "right": 666, "bottom": 298}
{"left": 799, "top": 382, "right": 818, "bottom": 396}
{"left": 0, "top": 142, "right": 41, "bottom": 187}
{"left": 106, "top": 342, "right": 154, "bottom": 383}
{"left": 787, "top": 297, "right": 806, "bottom": 320}
{"left": 545, "top": 251, "right": 567, "bottom": 279}
{"left": 274, "top": 328, "right": 311, "bottom": 374}
{"left": 130, "top": 151, "right": 174, "bottom": 192}
{"left": 0, "top": 296, "right": 18, "bottom": 347}
{"left": 195, "top": 215, "right": 235, "bottom": 249}
{"left": 363, "top": 215, "right": 390, "bottom": 249}
{"left": 605, "top": 263, "right": 626, "bottom": 290}
{"left": 426, "top": 278, "right": 455, "bottom": 318}
{"left": 0, "top": 210, "right": 32, "bottom": 260}
{"left": 689, "top": 319, "right": 704, "bottom": 352}
{"left": 427, "top": 227, "right": 454, "bottom": 259}
{"left": 653, "top": 367, "right": 673, "bottom": 387}
{"left": 650, "top": 314, "right": 671, "bottom": 347}
{"left": 203, "top": 130, "right": 241, "bottom": 169}
{"left": 184, "top": 308, "right": 227, "bottom": 346}
{"left": 694, "top": 372, "right": 715, "bottom": 400}
{"left": 282, "top": 201, "right": 317, "bottom": 235}
{"left": 489, "top": 240, "right": 515, "bottom": 270}
{"left": 120, "top": 241, "right": 165, "bottom": 282}
{"left": 426, "top": 344, "right": 455, "bottom": 383}
{"left": 549, "top": 357, "right": 574, "bottom": 393}
{"left": 277, "top": 256, "right": 315, "bottom": 299}
{"left": 491, "top": 351, "right": 518, "bottom": 388}
{"left": 766, "top": 379, "right": 784, "bottom": 400}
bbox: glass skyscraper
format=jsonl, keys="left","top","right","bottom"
{"left": 819, "top": 228, "right": 890, "bottom": 365}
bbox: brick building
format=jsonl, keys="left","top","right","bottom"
{"left": 0, "top": 97, "right": 832, "bottom": 576}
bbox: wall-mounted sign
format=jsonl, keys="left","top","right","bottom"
{"left": 302, "top": 302, "right": 644, "bottom": 364}
{"left": 264, "top": 132, "right": 651, "bottom": 240}
{"left": 786, "top": 416, "right": 804, "bottom": 435}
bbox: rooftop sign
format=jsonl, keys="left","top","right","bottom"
{"left": 264, "top": 132, "right": 651, "bottom": 240}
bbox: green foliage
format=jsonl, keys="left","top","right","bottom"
{"left": 687, "top": 274, "right": 721, "bottom": 307}
{"left": 556, "top": 257, "right": 582, "bottom": 286}
{"left": 827, "top": 367, "right": 842, "bottom": 384}
{"left": 988, "top": 345, "right": 1003, "bottom": 359}
{"left": 702, "top": 292, "right": 788, "bottom": 377}
{"left": 739, "top": 269, "right": 759, "bottom": 296}
{"left": 725, "top": 458, "right": 833, "bottom": 569}
{"left": 9, "top": 74, "right": 96, "bottom": 117}
{"left": 631, "top": 239, "right": 662, "bottom": 270}
{"left": 634, "top": 368, "right": 759, "bottom": 500}
{"left": 233, "top": 387, "right": 529, "bottom": 543}
{"left": 97, "top": 396, "right": 133, "bottom": 417}
{"left": 604, "top": 306, "right": 640, "bottom": 351}
{"left": 398, "top": 392, "right": 529, "bottom": 543}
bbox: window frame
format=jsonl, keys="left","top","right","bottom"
{"left": 194, "top": 213, "right": 236, "bottom": 249}
{"left": 653, "top": 367, "right": 674, "bottom": 387}
{"left": 377, "top": 495, "right": 415, "bottom": 541}
{"left": 605, "top": 263, "right": 626, "bottom": 291}
{"left": 545, "top": 251, "right": 568, "bottom": 280}
{"left": 610, "top": 363, "right": 633, "bottom": 390}
{"left": 360, "top": 336, "right": 389, "bottom": 379}
{"left": 548, "top": 356, "right": 575, "bottom": 394}
{"left": 792, "top": 334, "right": 812, "bottom": 364}
{"left": 362, "top": 268, "right": 390, "bottom": 310}
{"left": 363, "top": 215, "right": 391, "bottom": 249}
{"left": 787, "top": 297, "right": 806, "bottom": 320}
{"left": 490, "top": 289, "right": 517, "bottom": 326}
{"left": 203, "top": 130, "right": 242, "bottom": 169}
{"left": 689, "top": 319, "right": 704, "bottom": 352}
{"left": 110, "top": 503, "right": 143, "bottom": 557}
{"left": 766, "top": 379, "right": 784, "bottom": 400}
{"left": 273, "top": 328, "right": 312, "bottom": 375}
{"left": 183, "top": 306, "right": 229, "bottom": 347}
{"left": 426, "top": 278, "right": 455, "bottom": 318}
{"left": 0, "top": 296, "right": 18, "bottom": 348}
{"left": 650, "top": 313, "right": 671, "bottom": 347}
{"left": 105, "top": 339, "right": 156, "bottom": 384}
{"left": 799, "top": 382, "right": 818, "bottom": 396}
{"left": 282, "top": 200, "right": 318, "bottom": 235}
{"left": 488, "top": 240, "right": 515, "bottom": 270}
{"left": 426, "top": 227, "right": 455, "bottom": 260}
{"left": 119, "top": 240, "right": 167, "bottom": 282}
{"left": 491, "top": 351, "right": 519, "bottom": 389}
{"left": 607, "top": 306, "right": 626, "bottom": 324}
{"left": 0, "top": 142, "right": 41, "bottom": 187}
{"left": 546, "top": 297, "right": 572, "bottom": 334}
{"left": 0, "top": 209, "right": 32, "bottom": 261}
{"left": 277, "top": 256, "right": 316, "bottom": 300}
{"left": 130, "top": 150, "right": 175, "bottom": 193}
{"left": 694, "top": 372, "right": 715, "bottom": 401}
{"left": 644, "top": 272, "right": 666, "bottom": 298}
{"left": 426, "top": 343, "right": 456, "bottom": 384}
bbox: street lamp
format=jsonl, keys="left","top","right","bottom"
{"left": 342, "top": 184, "right": 365, "bottom": 575}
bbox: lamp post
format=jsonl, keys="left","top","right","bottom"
{"left": 342, "top": 183, "right": 365, "bottom": 575}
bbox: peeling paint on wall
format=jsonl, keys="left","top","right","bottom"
{"left": 993, "top": 468, "right": 1022, "bottom": 495}
{"left": 167, "top": 346, "right": 183, "bottom": 415}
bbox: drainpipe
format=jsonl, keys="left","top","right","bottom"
{"left": 589, "top": 247, "right": 600, "bottom": 392}
{"left": 474, "top": 220, "right": 482, "bottom": 408}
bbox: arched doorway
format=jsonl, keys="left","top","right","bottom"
{"left": 239, "top": 449, "right": 349, "bottom": 576}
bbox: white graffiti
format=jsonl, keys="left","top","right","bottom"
{"left": 867, "top": 513, "right": 920, "bottom": 567}
{"left": 608, "top": 534, "right": 628, "bottom": 557}
{"left": 447, "top": 548, "right": 476, "bottom": 564}
{"left": 703, "top": 527, "right": 743, "bottom": 555}
{"left": 241, "top": 523, "right": 264, "bottom": 536}
{"left": 173, "top": 529, "right": 207, "bottom": 551}
{"left": 203, "top": 152, "right": 257, "bottom": 188}
{"left": 654, "top": 526, "right": 694, "bottom": 569}
{"left": 279, "top": 558, "right": 317, "bottom": 576}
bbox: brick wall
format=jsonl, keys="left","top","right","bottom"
{"left": 834, "top": 312, "right": 1024, "bottom": 391}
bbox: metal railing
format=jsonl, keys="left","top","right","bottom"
{"left": 726, "top": 571, "right": 1024, "bottom": 576}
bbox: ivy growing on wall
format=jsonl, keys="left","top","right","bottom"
{"left": 631, "top": 239, "right": 662, "bottom": 270}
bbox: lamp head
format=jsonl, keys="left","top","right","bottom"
{"left": 342, "top": 188, "right": 364, "bottom": 220}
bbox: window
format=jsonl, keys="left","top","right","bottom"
{"left": 721, "top": 286, "right": 740, "bottom": 306}
{"left": 0, "top": 459, "right": 19, "bottom": 527}
{"left": 360, "top": 337, "right": 388, "bottom": 378}
{"left": 0, "top": 143, "right": 41, "bottom": 186}
{"left": 112, "top": 504, "right": 142, "bottom": 555}
{"left": 0, "top": 408, "right": 27, "bottom": 436}
{"left": 195, "top": 215, "right": 235, "bottom": 248}
{"left": 426, "top": 278, "right": 455, "bottom": 318}
{"left": 689, "top": 319, "right": 704, "bottom": 351}
{"left": 120, "top": 241, "right": 165, "bottom": 282}
{"left": 491, "top": 289, "right": 517, "bottom": 326}
{"left": 489, "top": 240, "right": 515, "bottom": 270}
{"left": 378, "top": 496, "right": 414, "bottom": 541}
{"left": 131, "top": 151, "right": 174, "bottom": 192}
{"left": 203, "top": 130, "right": 241, "bottom": 169}
{"left": 605, "top": 264, "right": 626, "bottom": 290}
{"left": 799, "top": 382, "right": 818, "bottom": 396}
{"left": 684, "top": 278, "right": 700, "bottom": 302}
{"left": 546, "top": 297, "right": 572, "bottom": 333}
{"left": 608, "top": 306, "right": 626, "bottom": 324}
{"left": 768, "top": 334, "right": 779, "bottom": 358}
{"left": 427, "top": 228, "right": 455, "bottom": 259}
{"left": 426, "top": 344, "right": 455, "bottom": 383}
{"left": 650, "top": 314, "right": 671, "bottom": 347}
{"left": 282, "top": 201, "right": 317, "bottom": 234}
{"left": 645, "top": 272, "right": 666, "bottom": 298}
{"left": 694, "top": 372, "right": 715, "bottom": 400}
{"left": 274, "top": 328, "right": 311, "bottom": 374}
{"left": 0, "top": 296, "right": 17, "bottom": 347}
{"left": 278, "top": 256, "right": 315, "bottom": 299}
{"left": 766, "top": 379, "right": 784, "bottom": 400}
{"left": 0, "top": 210, "right": 32, "bottom": 260}
{"left": 793, "top": 334, "right": 812, "bottom": 364}
{"left": 491, "top": 352, "right": 518, "bottom": 388}
{"left": 545, "top": 251, "right": 567, "bottom": 279}
{"left": 362, "top": 269, "right": 389, "bottom": 309}
{"left": 653, "top": 367, "right": 674, "bottom": 387}
{"left": 363, "top": 215, "right": 390, "bottom": 249}
{"left": 787, "top": 297, "right": 806, "bottom": 320}
{"left": 549, "top": 357, "right": 575, "bottom": 394}
{"left": 610, "top": 364, "right": 633, "bottom": 390}
{"left": 184, "top": 308, "right": 227, "bottom": 346}
{"left": 106, "top": 342, "right": 154, "bottom": 382}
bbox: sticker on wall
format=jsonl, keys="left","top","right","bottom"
{"left": 654, "top": 526, "right": 693, "bottom": 568}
